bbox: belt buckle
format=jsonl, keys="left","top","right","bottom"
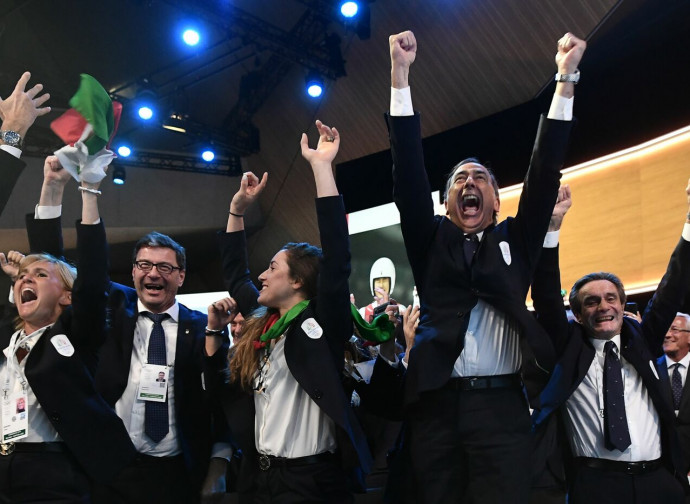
{"left": 0, "top": 443, "right": 14, "bottom": 456}
{"left": 468, "top": 377, "right": 478, "bottom": 389}
{"left": 259, "top": 454, "right": 271, "bottom": 471}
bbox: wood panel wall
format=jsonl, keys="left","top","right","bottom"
{"left": 499, "top": 127, "right": 690, "bottom": 296}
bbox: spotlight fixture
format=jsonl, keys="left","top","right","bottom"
{"left": 135, "top": 88, "right": 158, "bottom": 122}
{"left": 339, "top": 1, "right": 359, "bottom": 18}
{"left": 201, "top": 149, "right": 215, "bottom": 162}
{"left": 112, "top": 164, "right": 126, "bottom": 185}
{"left": 116, "top": 144, "right": 132, "bottom": 157}
{"left": 305, "top": 72, "right": 324, "bottom": 98}
{"left": 182, "top": 29, "right": 200, "bottom": 46}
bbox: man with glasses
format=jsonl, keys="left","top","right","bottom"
{"left": 90, "top": 231, "right": 231, "bottom": 503}
{"left": 658, "top": 313, "right": 690, "bottom": 477}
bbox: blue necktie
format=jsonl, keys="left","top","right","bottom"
{"left": 603, "top": 341, "right": 631, "bottom": 451}
{"left": 463, "top": 233, "right": 479, "bottom": 268}
{"left": 671, "top": 363, "right": 683, "bottom": 410}
{"left": 144, "top": 312, "right": 169, "bottom": 443}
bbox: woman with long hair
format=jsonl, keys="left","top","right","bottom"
{"left": 214, "top": 120, "right": 372, "bottom": 503}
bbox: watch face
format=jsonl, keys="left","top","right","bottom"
{"left": 1, "top": 131, "right": 21, "bottom": 146}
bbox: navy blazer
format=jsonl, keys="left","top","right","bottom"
{"left": 0, "top": 221, "right": 136, "bottom": 483}
{"left": 531, "top": 239, "right": 690, "bottom": 490}
{"left": 0, "top": 150, "right": 24, "bottom": 217}
{"left": 217, "top": 196, "right": 373, "bottom": 478}
{"left": 657, "top": 354, "right": 690, "bottom": 473}
{"left": 387, "top": 112, "right": 574, "bottom": 405}
{"left": 25, "top": 215, "right": 229, "bottom": 488}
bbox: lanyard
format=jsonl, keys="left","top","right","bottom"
{"left": 2, "top": 330, "right": 35, "bottom": 398}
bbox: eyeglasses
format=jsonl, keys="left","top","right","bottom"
{"left": 668, "top": 327, "right": 690, "bottom": 335}
{"left": 133, "top": 260, "right": 182, "bottom": 275}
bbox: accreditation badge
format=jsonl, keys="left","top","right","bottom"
{"left": 1, "top": 388, "right": 28, "bottom": 442}
{"left": 136, "top": 364, "right": 169, "bottom": 403}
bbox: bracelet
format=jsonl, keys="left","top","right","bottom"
{"left": 78, "top": 186, "right": 102, "bottom": 195}
{"left": 205, "top": 327, "right": 224, "bottom": 336}
{"left": 554, "top": 69, "right": 580, "bottom": 84}
{"left": 228, "top": 210, "right": 244, "bottom": 218}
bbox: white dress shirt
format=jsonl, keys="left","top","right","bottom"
{"left": 254, "top": 335, "right": 337, "bottom": 458}
{"left": 563, "top": 335, "right": 661, "bottom": 461}
{"left": 1, "top": 326, "right": 61, "bottom": 442}
{"left": 115, "top": 301, "right": 181, "bottom": 456}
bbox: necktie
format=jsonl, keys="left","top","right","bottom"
{"left": 15, "top": 346, "right": 28, "bottom": 364}
{"left": 603, "top": 341, "right": 631, "bottom": 451}
{"left": 671, "top": 362, "right": 684, "bottom": 410}
{"left": 463, "top": 233, "right": 479, "bottom": 268}
{"left": 144, "top": 312, "right": 169, "bottom": 443}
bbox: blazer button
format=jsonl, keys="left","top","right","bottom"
{"left": 50, "top": 413, "right": 61, "bottom": 422}
{"left": 457, "top": 312, "right": 464, "bottom": 318}
{"left": 471, "top": 288, "right": 480, "bottom": 296}
{"left": 313, "top": 389, "right": 323, "bottom": 400}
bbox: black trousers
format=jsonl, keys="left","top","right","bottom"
{"left": 91, "top": 453, "right": 196, "bottom": 504}
{"left": 569, "top": 462, "right": 685, "bottom": 504}
{"left": 0, "top": 446, "right": 90, "bottom": 503}
{"left": 252, "top": 458, "right": 353, "bottom": 504}
{"left": 405, "top": 384, "right": 532, "bottom": 504}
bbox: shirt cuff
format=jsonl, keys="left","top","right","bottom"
{"left": 8, "top": 286, "right": 14, "bottom": 305}
{"left": 543, "top": 230, "right": 560, "bottom": 248}
{"left": 35, "top": 205, "right": 62, "bottom": 219}
{"left": 0, "top": 145, "right": 22, "bottom": 159}
{"left": 683, "top": 222, "right": 690, "bottom": 242}
{"left": 390, "top": 87, "right": 414, "bottom": 117}
{"left": 210, "top": 442, "right": 233, "bottom": 461}
{"left": 547, "top": 94, "right": 573, "bottom": 121}
{"left": 401, "top": 357, "right": 408, "bottom": 369}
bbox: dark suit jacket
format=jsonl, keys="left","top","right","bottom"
{"left": 0, "top": 221, "right": 136, "bottom": 483}
{"left": 387, "top": 112, "right": 573, "bottom": 405}
{"left": 531, "top": 240, "right": 690, "bottom": 491}
{"left": 25, "top": 215, "right": 229, "bottom": 490}
{"left": 217, "top": 196, "right": 373, "bottom": 485}
{"left": 0, "top": 149, "right": 24, "bottom": 217}
{"left": 657, "top": 354, "right": 690, "bottom": 473}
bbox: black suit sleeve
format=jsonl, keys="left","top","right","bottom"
{"left": 26, "top": 215, "right": 64, "bottom": 257}
{"left": 641, "top": 237, "right": 690, "bottom": 356}
{"left": 531, "top": 245, "right": 570, "bottom": 357}
{"left": 0, "top": 150, "right": 24, "bottom": 217}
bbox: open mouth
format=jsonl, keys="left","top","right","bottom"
{"left": 20, "top": 288, "right": 37, "bottom": 304}
{"left": 144, "top": 284, "right": 164, "bottom": 292}
{"left": 595, "top": 315, "right": 615, "bottom": 323}
{"left": 461, "top": 194, "right": 480, "bottom": 216}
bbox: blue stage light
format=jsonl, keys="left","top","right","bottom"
{"left": 340, "top": 1, "right": 359, "bottom": 18}
{"left": 117, "top": 145, "right": 132, "bottom": 157}
{"left": 182, "top": 29, "right": 200, "bottom": 46}
{"left": 138, "top": 106, "right": 154, "bottom": 120}
{"left": 112, "top": 165, "right": 126, "bottom": 185}
{"left": 202, "top": 150, "right": 215, "bottom": 162}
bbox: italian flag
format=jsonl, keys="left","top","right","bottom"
{"left": 50, "top": 74, "right": 122, "bottom": 183}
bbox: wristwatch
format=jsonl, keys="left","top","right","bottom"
{"left": 554, "top": 69, "right": 580, "bottom": 84}
{"left": 0, "top": 130, "right": 22, "bottom": 148}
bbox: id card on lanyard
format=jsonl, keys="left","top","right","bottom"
{"left": 1, "top": 331, "right": 32, "bottom": 442}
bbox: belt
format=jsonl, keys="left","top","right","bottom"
{"left": 576, "top": 457, "right": 663, "bottom": 475}
{"left": 0, "top": 442, "right": 66, "bottom": 456}
{"left": 446, "top": 373, "right": 522, "bottom": 391}
{"left": 258, "top": 451, "right": 334, "bottom": 471}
